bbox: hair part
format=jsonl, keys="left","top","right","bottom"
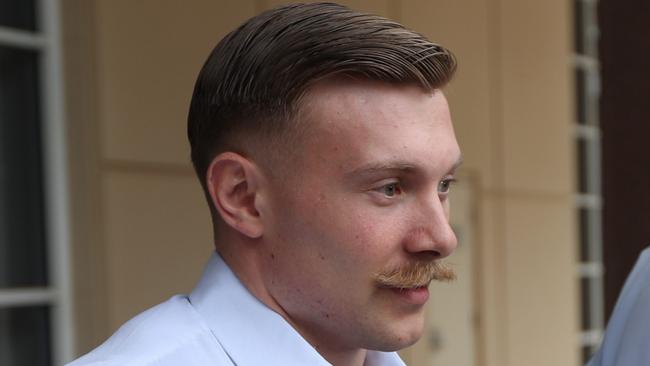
{"left": 187, "top": 1, "right": 457, "bottom": 206}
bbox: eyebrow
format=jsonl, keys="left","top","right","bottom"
{"left": 347, "top": 155, "right": 463, "bottom": 178}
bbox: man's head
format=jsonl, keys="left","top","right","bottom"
{"left": 188, "top": 2, "right": 456, "bottom": 189}
{"left": 187, "top": 2, "right": 460, "bottom": 362}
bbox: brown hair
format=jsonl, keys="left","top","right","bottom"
{"left": 187, "top": 2, "right": 456, "bottom": 191}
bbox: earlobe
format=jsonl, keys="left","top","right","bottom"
{"left": 206, "top": 152, "right": 264, "bottom": 238}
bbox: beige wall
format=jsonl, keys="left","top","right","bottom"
{"left": 64, "top": 1, "right": 578, "bottom": 365}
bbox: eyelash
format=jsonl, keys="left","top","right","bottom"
{"left": 438, "top": 178, "right": 457, "bottom": 194}
{"left": 374, "top": 177, "right": 457, "bottom": 198}
{"left": 378, "top": 182, "right": 403, "bottom": 197}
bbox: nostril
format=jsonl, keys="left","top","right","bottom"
{"left": 402, "top": 227, "right": 453, "bottom": 257}
{"left": 418, "top": 250, "right": 441, "bottom": 260}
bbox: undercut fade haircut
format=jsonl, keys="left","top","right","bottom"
{"left": 187, "top": 1, "right": 456, "bottom": 192}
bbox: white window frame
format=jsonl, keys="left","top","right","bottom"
{"left": 574, "top": 0, "right": 604, "bottom": 360}
{"left": 0, "top": 0, "right": 74, "bottom": 364}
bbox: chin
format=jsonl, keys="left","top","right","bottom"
{"left": 369, "top": 318, "right": 425, "bottom": 352}
{"left": 372, "top": 335, "right": 422, "bottom": 352}
{"left": 394, "top": 328, "right": 424, "bottom": 350}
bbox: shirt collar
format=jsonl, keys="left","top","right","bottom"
{"left": 189, "top": 252, "right": 405, "bottom": 366}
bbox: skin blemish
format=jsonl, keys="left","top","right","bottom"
{"left": 270, "top": 253, "right": 275, "bottom": 260}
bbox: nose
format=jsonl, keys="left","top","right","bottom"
{"left": 403, "top": 195, "right": 458, "bottom": 258}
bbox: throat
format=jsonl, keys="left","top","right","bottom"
{"left": 311, "top": 342, "right": 368, "bottom": 366}
{"left": 276, "top": 310, "right": 369, "bottom": 366}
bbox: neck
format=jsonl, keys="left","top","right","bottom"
{"left": 308, "top": 340, "right": 368, "bottom": 366}
{"left": 276, "top": 313, "right": 369, "bottom": 366}
{"left": 268, "top": 300, "right": 371, "bottom": 365}
{"left": 218, "top": 243, "right": 370, "bottom": 366}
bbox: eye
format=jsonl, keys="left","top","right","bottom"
{"left": 379, "top": 182, "right": 403, "bottom": 197}
{"left": 438, "top": 178, "right": 457, "bottom": 194}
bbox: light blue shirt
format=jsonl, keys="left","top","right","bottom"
{"left": 588, "top": 247, "right": 650, "bottom": 366}
{"left": 68, "top": 252, "right": 406, "bottom": 366}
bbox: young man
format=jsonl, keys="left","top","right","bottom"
{"left": 69, "top": 2, "right": 461, "bottom": 365}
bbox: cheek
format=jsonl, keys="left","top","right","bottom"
{"left": 325, "top": 210, "right": 406, "bottom": 271}
{"left": 273, "top": 185, "right": 406, "bottom": 268}
{"left": 348, "top": 216, "right": 381, "bottom": 250}
{"left": 443, "top": 199, "right": 451, "bottom": 219}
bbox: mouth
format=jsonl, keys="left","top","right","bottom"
{"left": 374, "top": 260, "right": 454, "bottom": 306}
{"left": 388, "top": 285, "right": 430, "bottom": 305}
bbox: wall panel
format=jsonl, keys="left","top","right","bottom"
{"left": 103, "top": 169, "right": 212, "bottom": 329}
{"left": 95, "top": 0, "right": 257, "bottom": 165}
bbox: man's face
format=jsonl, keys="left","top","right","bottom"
{"left": 259, "top": 79, "right": 461, "bottom": 353}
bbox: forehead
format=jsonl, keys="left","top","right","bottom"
{"left": 295, "top": 79, "right": 460, "bottom": 175}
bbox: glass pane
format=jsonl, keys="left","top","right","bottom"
{"left": 575, "top": 67, "right": 587, "bottom": 124}
{"left": 574, "top": 0, "right": 585, "bottom": 54}
{"left": 0, "top": 0, "right": 37, "bottom": 31}
{"left": 0, "top": 306, "right": 51, "bottom": 366}
{"left": 579, "top": 208, "right": 590, "bottom": 262}
{"left": 583, "top": 0, "right": 599, "bottom": 58}
{"left": 0, "top": 46, "right": 48, "bottom": 287}
{"left": 582, "top": 345, "right": 595, "bottom": 365}
{"left": 581, "top": 277, "right": 591, "bottom": 329}
{"left": 576, "top": 137, "right": 588, "bottom": 193}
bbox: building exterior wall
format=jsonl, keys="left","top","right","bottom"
{"left": 64, "top": 1, "right": 578, "bottom": 365}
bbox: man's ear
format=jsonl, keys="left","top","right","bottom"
{"left": 206, "top": 152, "right": 265, "bottom": 238}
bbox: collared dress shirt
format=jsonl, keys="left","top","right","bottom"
{"left": 67, "top": 252, "right": 406, "bottom": 366}
{"left": 587, "top": 247, "right": 650, "bottom": 366}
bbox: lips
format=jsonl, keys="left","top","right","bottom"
{"left": 390, "top": 286, "right": 430, "bottom": 305}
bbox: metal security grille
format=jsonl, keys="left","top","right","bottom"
{"left": 573, "top": 0, "right": 604, "bottom": 363}
{"left": 0, "top": 0, "right": 74, "bottom": 364}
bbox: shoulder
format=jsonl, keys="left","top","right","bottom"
{"left": 588, "top": 248, "right": 650, "bottom": 366}
{"left": 66, "top": 295, "right": 233, "bottom": 366}
{"left": 615, "top": 248, "right": 650, "bottom": 317}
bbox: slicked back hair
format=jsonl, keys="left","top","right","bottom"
{"left": 187, "top": 2, "right": 456, "bottom": 194}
